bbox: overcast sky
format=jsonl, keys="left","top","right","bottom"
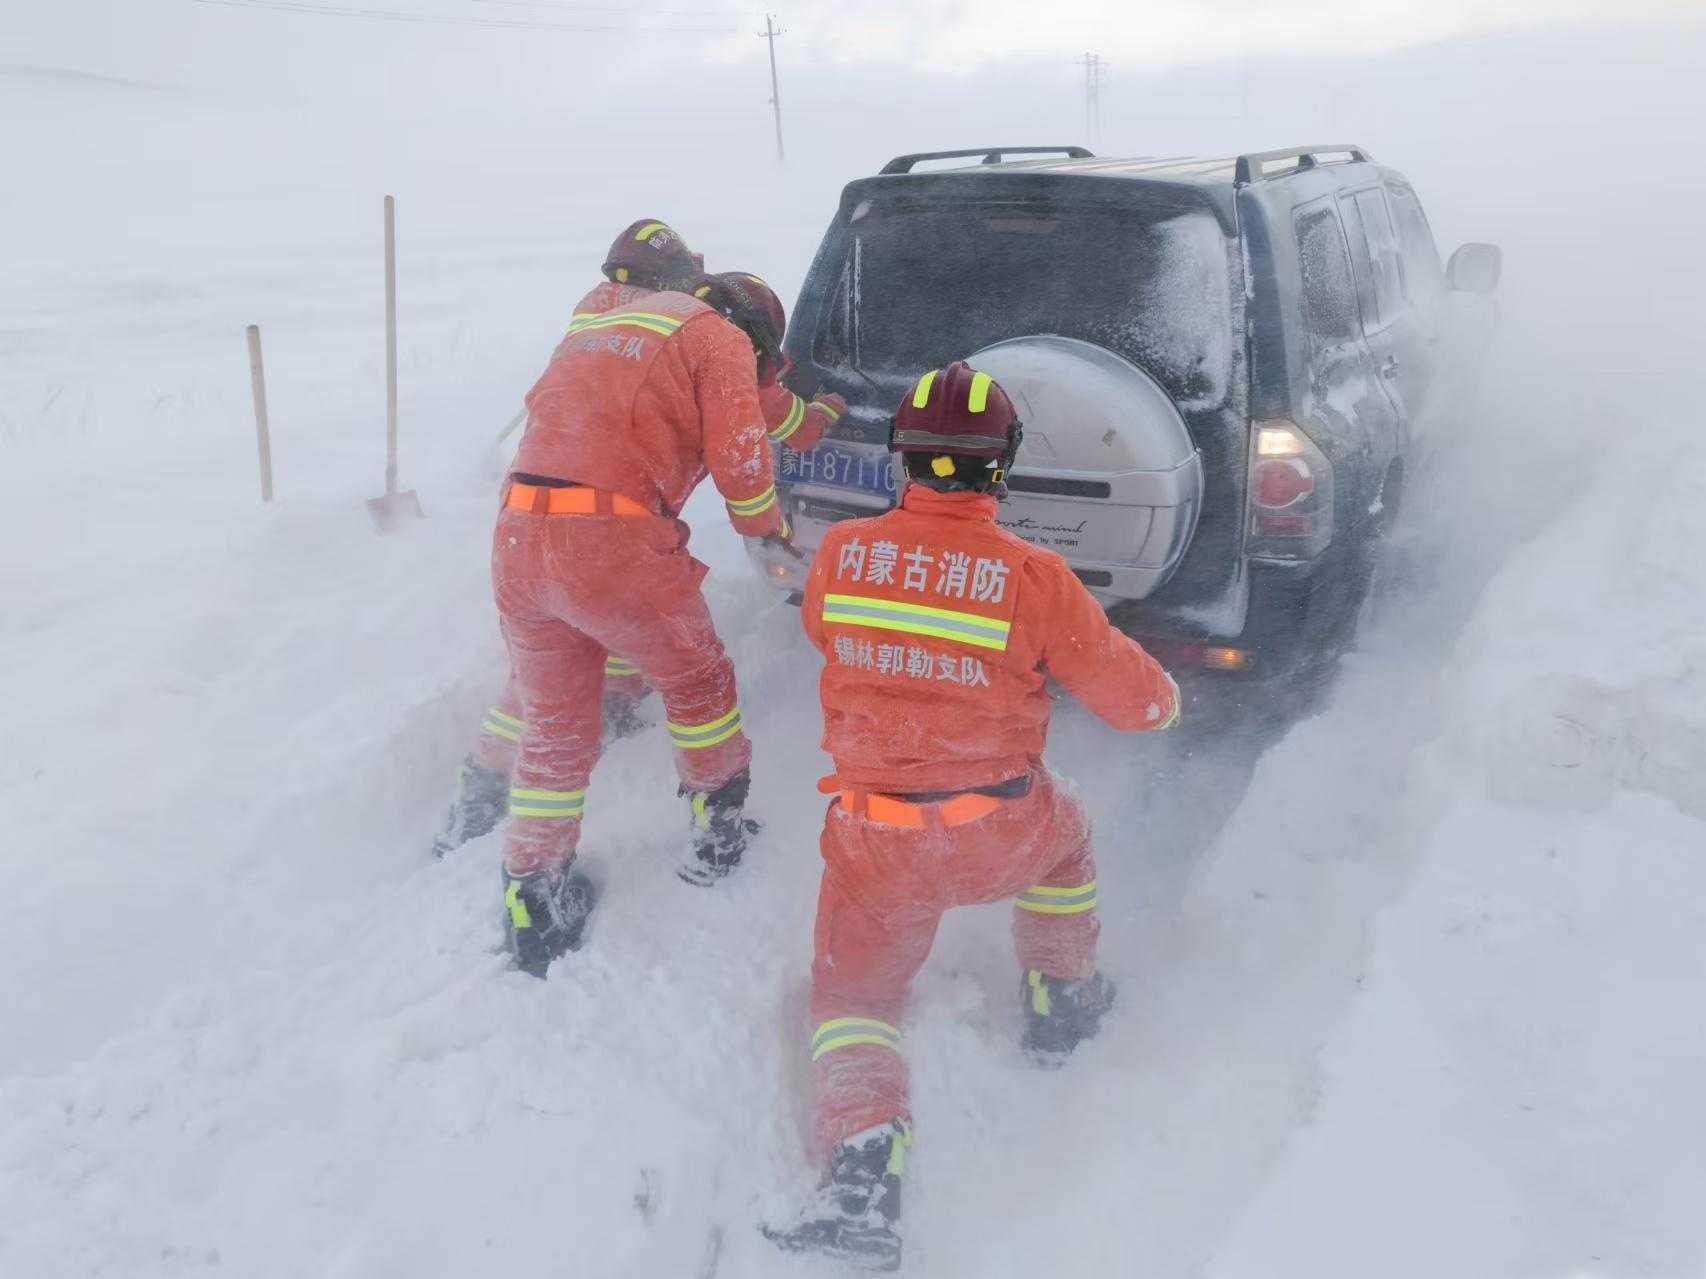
{"left": 767, "top": 0, "right": 1696, "bottom": 66}
{"left": 4, "top": 0, "right": 1701, "bottom": 89}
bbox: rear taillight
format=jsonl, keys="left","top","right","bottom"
{"left": 1253, "top": 457, "right": 1313, "bottom": 509}
{"left": 1247, "top": 421, "right": 1334, "bottom": 559}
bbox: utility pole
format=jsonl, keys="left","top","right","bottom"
{"left": 760, "top": 13, "right": 785, "bottom": 163}
{"left": 1082, "top": 52, "right": 1104, "bottom": 143}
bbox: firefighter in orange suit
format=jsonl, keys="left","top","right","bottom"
{"left": 429, "top": 249, "right": 844, "bottom": 861}
{"left": 766, "top": 361, "right": 1180, "bottom": 1271}
{"left": 693, "top": 271, "right": 845, "bottom": 454}
{"left": 490, "top": 241, "right": 790, "bottom": 977}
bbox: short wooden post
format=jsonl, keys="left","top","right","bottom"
{"left": 383, "top": 193, "right": 398, "bottom": 498}
{"left": 365, "top": 195, "right": 423, "bottom": 528}
{"left": 246, "top": 324, "right": 274, "bottom": 502}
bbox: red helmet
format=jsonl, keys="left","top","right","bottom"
{"left": 693, "top": 270, "right": 786, "bottom": 379}
{"left": 890, "top": 361, "right": 1023, "bottom": 493}
{"left": 601, "top": 219, "right": 699, "bottom": 290}
{"left": 890, "top": 360, "right": 1021, "bottom": 458}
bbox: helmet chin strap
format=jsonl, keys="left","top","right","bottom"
{"left": 990, "top": 419, "right": 1024, "bottom": 495}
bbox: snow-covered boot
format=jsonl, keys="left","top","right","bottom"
{"left": 600, "top": 691, "right": 651, "bottom": 744}
{"left": 763, "top": 1120, "right": 910, "bottom": 1272}
{"left": 1021, "top": 968, "right": 1116, "bottom": 1064}
{"left": 431, "top": 756, "right": 509, "bottom": 859}
{"left": 503, "top": 866, "right": 597, "bottom": 978}
{"left": 677, "top": 770, "right": 758, "bottom": 887}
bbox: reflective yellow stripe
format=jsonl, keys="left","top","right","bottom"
{"left": 505, "top": 880, "right": 532, "bottom": 929}
{"left": 604, "top": 656, "right": 640, "bottom": 675}
{"left": 910, "top": 368, "right": 939, "bottom": 409}
{"left": 667, "top": 706, "right": 743, "bottom": 749}
{"left": 1028, "top": 969, "right": 1051, "bottom": 1016}
{"left": 726, "top": 486, "right": 778, "bottom": 517}
{"left": 1015, "top": 879, "right": 1099, "bottom": 915}
{"left": 481, "top": 707, "right": 524, "bottom": 743}
{"left": 633, "top": 220, "right": 670, "bottom": 241}
{"left": 821, "top": 593, "right": 1011, "bottom": 652}
{"left": 813, "top": 1034, "right": 897, "bottom": 1057}
{"left": 508, "top": 786, "right": 586, "bottom": 819}
{"left": 811, "top": 1016, "right": 902, "bottom": 1062}
{"left": 816, "top": 397, "right": 843, "bottom": 421}
{"left": 967, "top": 370, "right": 993, "bottom": 413}
{"left": 565, "top": 311, "right": 683, "bottom": 338}
{"left": 768, "top": 394, "right": 807, "bottom": 442}
{"left": 887, "top": 1121, "right": 912, "bottom": 1177}
{"left": 565, "top": 310, "right": 684, "bottom": 329}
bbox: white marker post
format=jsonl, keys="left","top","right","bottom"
{"left": 367, "top": 194, "right": 422, "bottom": 528}
{"left": 246, "top": 324, "right": 274, "bottom": 502}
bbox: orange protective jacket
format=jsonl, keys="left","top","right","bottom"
{"left": 757, "top": 377, "right": 841, "bottom": 453}
{"left": 517, "top": 289, "right": 782, "bottom": 537}
{"left": 562, "top": 282, "right": 838, "bottom": 453}
{"left": 803, "top": 485, "right": 1178, "bottom": 793}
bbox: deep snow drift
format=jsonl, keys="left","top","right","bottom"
{"left": 4, "top": 27, "right": 1706, "bottom": 1279}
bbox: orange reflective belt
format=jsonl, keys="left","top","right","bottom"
{"left": 504, "top": 481, "right": 651, "bottom": 517}
{"left": 817, "top": 775, "right": 1003, "bottom": 828}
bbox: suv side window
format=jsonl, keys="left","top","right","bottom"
{"left": 1294, "top": 203, "right": 1360, "bottom": 350}
{"left": 1334, "top": 194, "right": 1380, "bottom": 333}
{"left": 1387, "top": 182, "right": 1445, "bottom": 315}
{"left": 1352, "top": 188, "right": 1405, "bottom": 325}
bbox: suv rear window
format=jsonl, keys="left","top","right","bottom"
{"left": 819, "top": 197, "right": 1235, "bottom": 406}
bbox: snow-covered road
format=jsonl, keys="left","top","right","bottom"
{"left": 3, "top": 60, "right": 1704, "bottom": 1279}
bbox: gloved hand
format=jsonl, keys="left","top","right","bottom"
{"left": 1155, "top": 673, "right": 1183, "bottom": 730}
{"left": 811, "top": 391, "right": 847, "bottom": 423}
{"left": 761, "top": 517, "right": 805, "bottom": 560}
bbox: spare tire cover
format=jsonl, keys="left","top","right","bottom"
{"left": 968, "top": 335, "right": 1203, "bottom": 601}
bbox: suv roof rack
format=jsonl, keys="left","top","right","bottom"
{"left": 878, "top": 146, "right": 1094, "bottom": 176}
{"left": 1234, "top": 144, "right": 1373, "bottom": 186}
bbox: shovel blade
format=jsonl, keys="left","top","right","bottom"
{"left": 366, "top": 489, "right": 425, "bottom": 531}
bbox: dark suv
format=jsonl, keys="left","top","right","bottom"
{"left": 749, "top": 144, "right": 1500, "bottom": 672}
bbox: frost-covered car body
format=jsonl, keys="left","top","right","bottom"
{"left": 751, "top": 145, "right": 1499, "bottom": 669}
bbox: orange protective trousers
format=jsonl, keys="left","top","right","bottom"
{"left": 492, "top": 506, "right": 751, "bottom": 874}
{"left": 809, "top": 768, "right": 1097, "bottom": 1152}
{"left": 468, "top": 670, "right": 647, "bottom": 773}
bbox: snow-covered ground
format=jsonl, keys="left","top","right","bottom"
{"left": 4, "top": 31, "right": 1705, "bottom": 1278}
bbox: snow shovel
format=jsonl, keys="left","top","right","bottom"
{"left": 368, "top": 195, "right": 423, "bottom": 530}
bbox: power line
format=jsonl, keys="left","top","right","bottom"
{"left": 191, "top": 0, "right": 739, "bottom": 34}
{"left": 473, "top": 0, "right": 741, "bottom": 16}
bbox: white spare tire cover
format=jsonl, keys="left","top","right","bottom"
{"left": 968, "top": 335, "right": 1203, "bottom": 602}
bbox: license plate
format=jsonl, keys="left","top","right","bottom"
{"left": 779, "top": 443, "right": 899, "bottom": 501}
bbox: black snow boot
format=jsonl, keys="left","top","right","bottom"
{"left": 763, "top": 1120, "right": 909, "bottom": 1273}
{"left": 503, "top": 866, "right": 597, "bottom": 978}
{"left": 677, "top": 770, "right": 758, "bottom": 887}
{"left": 1021, "top": 968, "right": 1117, "bottom": 1065}
{"left": 430, "top": 756, "right": 509, "bottom": 859}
